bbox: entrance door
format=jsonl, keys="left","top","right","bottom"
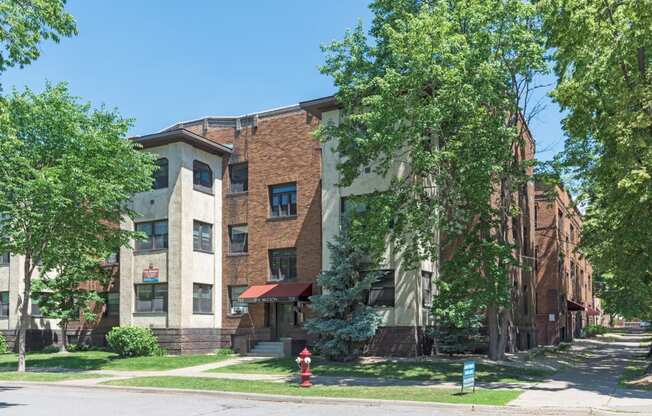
{"left": 271, "top": 303, "right": 295, "bottom": 339}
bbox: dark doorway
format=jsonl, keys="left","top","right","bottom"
{"left": 269, "top": 303, "right": 296, "bottom": 339}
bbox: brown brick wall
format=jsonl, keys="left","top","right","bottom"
{"left": 193, "top": 110, "right": 322, "bottom": 341}
{"left": 535, "top": 183, "right": 593, "bottom": 344}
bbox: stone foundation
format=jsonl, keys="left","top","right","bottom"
{"left": 151, "top": 328, "right": 230, "bottom": 355}
{"left": 365, "top": 326, "right": 432, "bottom": 357}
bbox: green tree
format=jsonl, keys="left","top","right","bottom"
{"left": 0, "top": 0, "right": 76, "bottom": 80}
{"left": 0, "top": 83, "right": 155, "bottom": 371}
{"left": 539, "top": 1, "right": 652, "bottom": 322}
{"left": 305, "top": 214, "right": 383, "bottom": 361}
{"left": 32, "top": 257, "right": 114, "bottom": 351}
{"left": 318, "top": 0, "right": 545, "bottom": 360}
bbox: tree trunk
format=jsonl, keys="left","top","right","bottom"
{"left": 17, "top": 256, "right": 33, "bottom": 372}
{"left": 487, "top": 303, "right": 500, "bottom": 360}
{"left": 60, "top": 320, "right": 69, "bottom": 352}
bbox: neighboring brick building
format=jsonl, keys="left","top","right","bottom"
{"left": 167, "top": 106, "right": 322, "bottom": 354}
{"left": 302, "top": 97, "right": 537, "bottom": 355}
{"left": 534, "top": 183, "right": 594, "bottom": 345}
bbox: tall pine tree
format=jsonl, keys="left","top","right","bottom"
{"left": 305, "top": 217, "right": 383, "bottom": 361}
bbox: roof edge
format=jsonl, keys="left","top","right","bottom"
{"left": 131, "top": 128, "right": 232, "bottom": 156}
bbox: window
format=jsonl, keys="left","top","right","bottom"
{"left": 229, "top": 286, "right": 248, "bottom": 315}
{"left": 135, "top": 284, "right": 167, "bottom": 313}
{"left": 340, "top": 196, "right": 367, "bottom": 224}
{"left": 523, "top": 285, "right": 529, "bottom": 316}
{"left": 0, "top": 292, "right": 8, "bottom": 318}
{"left": 193, "top": 221, "right": 213, "bottom": 252}
{"left": 31, "top": 293, "right": 44, "bottom": 317}
{"left": 0, "top": 253, "right": 8, "bottom": 265}
{"left": 421, "top": 271, "right": 433, "bottom": 307}
{"left": 193, "top": 284, "right": 212, "bottom": 314}
{"left": 152, "top": 158, "right": 169, "bottom": 189}
{"left": 135, "top": 220, "right": 168, "bottom": 251}
{"left": 228, "top": 225, "right": 248, "bottom": 254}
{"left": 368, "top": 270, "right": 395, "bottom": 307}
{"left": 106, "top": 292, "right": 119, "bottom": 317}
{"left": 105, "top": 252, "right": 119, "bottom": 265}
{"left": 269, "top": 183, "right": 297, "bottom": 218}
{"left": 269, "top": 248, "right": 297, "bottom": 281}
{"left": 193, "top": 160, "right": 213, "bottom": 190}
{"left": 229, "top": 163, "right": 248, "bottom": 193}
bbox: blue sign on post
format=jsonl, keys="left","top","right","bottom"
{"left": 462, "top": 360, "right": 476, "bottom": 393}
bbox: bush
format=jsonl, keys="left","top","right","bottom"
{"left": 585, "top": 324, "right": 608, "bottom": 337}
{"left": 41, "top": 345, "right": 60, "bottom": 353}
{"left": 106, "top": 326, "right": 162, "bottom": 357}
{"left": 66, "top": 343, "right": 91, "bottom": 352}
{"left": 0, "top": 333, "right": 7, "bottom": 354}
{"left": 214, "top": 348, "right": 233, "bottom": 356}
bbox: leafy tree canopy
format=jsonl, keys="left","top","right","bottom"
{"left": 0, "top": 0, "right": 77, "bottom": 76}
{"left": 317, "top": 0, "right": 545, "bottom": 359}
{"left": 540, "top": 0, "right": 652, "bottom": 320}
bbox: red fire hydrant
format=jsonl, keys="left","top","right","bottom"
{"left": 295, "top": 347, "right": 313, "bottom": 387}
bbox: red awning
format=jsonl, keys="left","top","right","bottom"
{"left": 567, "top": 299, "right": 586, "bottom": 311}
{"left": 239, "top": 283, "right": 312, "bottom": 303}
{"left": 587, "top": 307, "right": 601, "bottom": 316}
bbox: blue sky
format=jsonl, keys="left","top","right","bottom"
{"left": 1, "top": 0, "right": 564, "bottom": 161}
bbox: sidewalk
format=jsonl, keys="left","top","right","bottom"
{"left": 510, "top": 333, "right": 652, "bottom": 413}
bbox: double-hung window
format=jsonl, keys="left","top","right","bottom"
{"left": 193, "top": 221, "right": 213, "bottom": 252}
{"left": 228, "top": 225, "right": 248, "bottom": 254}
{"left": 105, "top": 292, "right": 119, "bottom": 317}
{"left": 0, "top": 292, "right": 8, "bottom": 318}
{"left": 228, "top": 286, "right": 248, "bottom": 315}
{"left": 193, "top": 160, "right": 213, "bottom": 192}
{"left": 152, "top": 158, "right": 169, "bottom": 189}
{"left": 421, "top": 271, "right": 433, "bottom": 307}
{"left": 270, "top": 183, "right": 297, "bottom": 218}
{"left": 229, "top": 163, "right": 248, "bottom": 193}
{"left": 269, "top": 249, "right": 297, "bottom": 281}
{"left": 367, "top": 270, "right": 395, "bottom": 307}
{"left": 0, "top": 253, "right": 8, "bottom": 265}
{"left": 135, "top": 220, "right": 168, "bottom": 251}
{"left": 193, "top": 284, "right": 212, "bottom": 314}
{"left": 135, "top": 284, "right": 167, "bottom": 313}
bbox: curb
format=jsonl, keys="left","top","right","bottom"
{"left": 0, "top": 380, "right": 627, "bottom": 415}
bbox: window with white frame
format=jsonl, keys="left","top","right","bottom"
{"left": 193, "top": 284, "right": 212, "bottom": 314}
{"left": 135, "top": 220, "right": 168, "bottom": 251}
{"left": 228, "top": 224, "right": 248, "bottom": 254}
{"left": 135, "top": 284, "right": 167, "bottom": 313}
{"left": 193, "top": 221, "right": 213, "bottom": 252}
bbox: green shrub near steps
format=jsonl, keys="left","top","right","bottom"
{"left": 0, "top": 333, "right": 6, "bottom": 354}
{"left": 106, "top": 326, "right": 164, "bottom": 357}
{"left": 585, "top": 324, "right": 608, "bottom": 337}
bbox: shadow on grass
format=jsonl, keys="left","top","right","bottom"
{"left": 218, "top": 357, "right": 551, "bottom": 384}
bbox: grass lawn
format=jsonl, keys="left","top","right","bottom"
{"left": 104, "top": 376, "right": 521, "bottom": 405}
{"left": 0, "top": 371, "right": 107, "bottom": 382}
{"left": 0, "top": 350, "right": 234, "bottom": 372}
{"left": 619, "top": 355, "right": 652, "bottom": 391}
{"left": 209, "top": 357, "right": 552, "bottom": 384}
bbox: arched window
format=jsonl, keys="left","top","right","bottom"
{"left": 152, "top": 158, "right": 169, "bottom": 189}
{"left": 193, "top": 160, "right": 213, "bottom": 191}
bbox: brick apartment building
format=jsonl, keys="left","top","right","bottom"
{"left": 1, "top": 97, "right": 547, "bottom": 356}
{"left": 301, "top": 97, "right": 538, "bottom": 354}
{"left": 535, "top": 183, "right": 594, "bottom": 345}
{"left": 165, "top": 106, "right": 322, "bottom": 355}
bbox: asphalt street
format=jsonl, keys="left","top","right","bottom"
{"left": 0, "top": 384, "right": 482, "bottom": 416}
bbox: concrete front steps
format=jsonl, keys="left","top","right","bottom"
{"left": 248, "top": 341, "right": 285, "bottom": 357}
